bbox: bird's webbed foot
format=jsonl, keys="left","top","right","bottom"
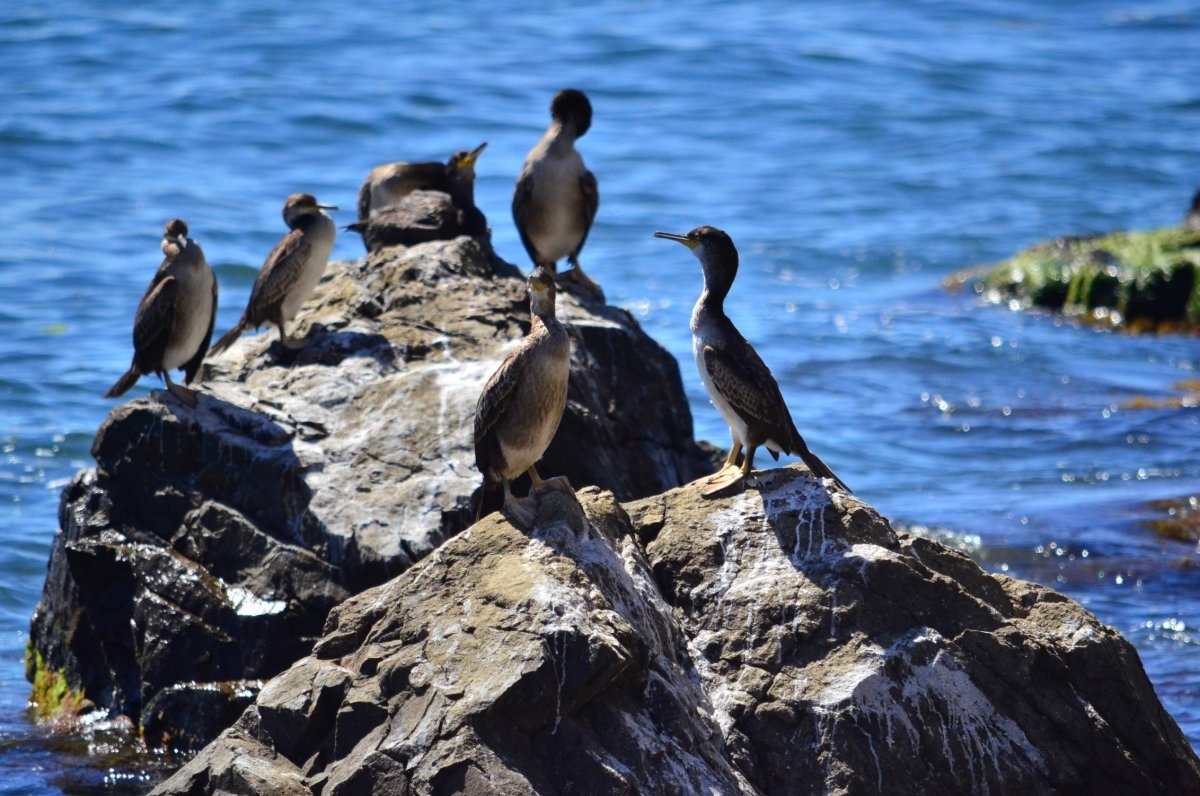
{"left": 700, "top": 464, "right": 745, "bottom": 498}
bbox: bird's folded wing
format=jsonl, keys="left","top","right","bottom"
{"left": 132, "top": 275, "right": 178, "bottom": 365}
{"left": 474, "top": 347, "right": 527, "bottom": 444}
{"left": 703, "top": 343, "right": 788, "bottom": 430}
{"left": 250, "top": 231, "right": 312, "bottom": 314}
{"left": 575, "top": 169, "right": 599, "bottom": 254}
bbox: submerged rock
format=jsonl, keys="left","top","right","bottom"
{"left": 153, "top": 467, "right": 1200, "bottom": 795}
{"left": 29, "top": 236, "right": 712, "bottom": 751}
{"left": 952, "top": 225, "right": 1200, "bottom": 333}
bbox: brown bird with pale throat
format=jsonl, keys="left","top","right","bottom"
{"left": 210, "top": 193, "right": 336, "bottom": 354}
{"left": 105, "top": 218, "right": 217, "bottom": 407}
{"left": 474, "top": 267, "right": 573, "bottom": 528}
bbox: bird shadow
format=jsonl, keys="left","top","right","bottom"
{"left": 266, "top": 325, "right": 399, "bottom": 370}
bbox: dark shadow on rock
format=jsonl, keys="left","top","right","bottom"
{"left": 30, "top": 394, "right": 352, "bottom": 753}
{"left": 284, "top": 327, "right": 399, "bottom": 370}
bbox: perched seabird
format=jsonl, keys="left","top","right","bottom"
{"left": 105, "top": 218, "right": 217, "bottom": 407}
{"left": 209, "top": 193, "right": 336, "bottom": 354}
{"left": 512, "top": 89, "right": 602, "bottom": 301}
{"left": 654, "top": 226, "right": 850, "bottom": 496}
{"left": 356, "top": 143, "right": 487, "bottom": 223}
{"left": 347, "top": 144, "right": 488, "bottom": 252}
{"left": 474, "top": 267, "right": 572, "bottom": 527}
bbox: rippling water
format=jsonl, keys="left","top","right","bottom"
{"left": 2, "top": 1, "right": 1198, "bottom": 790}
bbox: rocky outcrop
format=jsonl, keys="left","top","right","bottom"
{"left": 953, "top": 225, "right": 1200, "bottom": 333}
{"left": 152, "top": 466, "right": 1200, "bottom": 795}
{"left": 28, "top": 236, "right": 713, "bottom": 750}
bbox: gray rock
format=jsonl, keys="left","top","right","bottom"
{"left": 153, "top": 468, "right": 1200, "bottom": 795}
{"left": 29, "top": 236, "right": 713, "bottom": 750}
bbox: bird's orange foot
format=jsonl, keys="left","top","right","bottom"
{"left": 700, "top": 464, "right": 745, "bottom": 498}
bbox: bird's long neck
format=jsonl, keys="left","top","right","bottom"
{"left": 447, "top": 170, "right": 476, "bottom": 208}
{"left": 292, "top": 211, "right": 333, "bottom": 240}
{"left": 531, "top": 305, "right": 556, "bottom": 331}
{"left": 692, "top": 247, "right": 737, "bottom": 332}
{"left": 701, "top": 256, "right": 734, "bottom": 306}
{"left": 542, "top": 120, "right": 578, "bottom": 158}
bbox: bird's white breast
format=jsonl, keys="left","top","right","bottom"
{"left": 526, "top": 151, "right": 587, "bottom": 262}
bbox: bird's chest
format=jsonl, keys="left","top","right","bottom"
{"left": 527, "top": 157, "right": 585, "bottom": 257}
{"left": 692, "top": 323, "right": 748, "bottom": 441}
{"left": 282, "top": 229, "right": 334, "bottom": 321}
{"left": 164, "top": 266, "right": 214, "bottom": 369}
{"left": 497, "top": 335, "right": 570, "bottom": 476}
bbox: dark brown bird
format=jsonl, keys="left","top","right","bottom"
{"left": 105, "top": 218, "right": 217, "bottom": 407}
{"left": 512, "top": 89, "right": 602, "bottom": 301}
{"left": 654, "top": 226, "right": 850, "bottom": 495}
{"left": 209, "top": 193, "right": 336, "bottom": 354}
{"left": 348, "top": 144, "right": 488, "bottom": 252}
{"left": 474, "top": 267, "right": 572, "bottom": 526}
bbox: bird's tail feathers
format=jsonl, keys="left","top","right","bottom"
{"left": 475, "top": 478, "right": 505, "bottom": 522}
{"left": 104, "top": 367, "right": 140, "bottom": 399}
{"left": 209, "top": 319, "right": 247, "bottom": 356}
{"left": 799, "top": 448, "right": 851, "bottom": 494}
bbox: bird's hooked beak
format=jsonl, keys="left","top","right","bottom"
{"left": 317, "top": 202, "right": 338, "bottom": 212}
{"left": 459, "top": 142, "right": 488, "bottom": 169}
{"left": 653, "top": 231, "right": 700, "bottom": 250}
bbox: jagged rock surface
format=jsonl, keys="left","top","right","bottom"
{"left": 29, "top": 237, "right": 713, "bottom": 751}
{"left": 154, "top": 467, "right": 1200, "bottom": 796}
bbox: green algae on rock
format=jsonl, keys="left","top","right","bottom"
{"left": 956, "top": 225, "right": 1200, "bottom": 333}
{"left": 25, "top": 644, "right": 88, "bottom": 724}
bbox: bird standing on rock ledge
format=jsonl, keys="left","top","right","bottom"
{"left": 474, "top": 267, "right": 573, "bottom": 528}
{"left": 209, "top": 193, "right": 337, "bottom": 355}
{"left": 512, "top": 89, "right": 603, "bottom": 302}
{"left": 654, "top": 226, "right": 850, "bottom": 497}
{"left": 105, "top": 218, "right": 217, "bottom": 407}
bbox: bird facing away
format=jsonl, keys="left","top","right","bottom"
{"left": 347, "top": 143, "right": 488, "bottom": 252}
{"left": 105, "top": 218, "right": 218, "bottom": 407}
{"left": 654, "top": 226, "right": 850, "bottom": 496}
{"left": 474, "top": 267, "right": 573, "bottom": 527}
{"left": 209, "top": 193, "right": 336, "bottom": 355}
{"left": 512, "top": 89, "right": 602, "bottom": 301}
{"left": 356, "top": 142, "right": 488, "bottom": 224}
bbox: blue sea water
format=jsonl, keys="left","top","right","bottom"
{"left": 2, "top": 1, "right": 1198, "bottom": 790}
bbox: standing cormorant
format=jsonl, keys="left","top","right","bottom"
{"left": 210, "top": 193, "right": 336, "bottom": 354}
{"left": 474, "top": 267, "right": 572, "bottom": 527}
{"left": 105, "top": 218, "right": 217, "bottom": 407}
{"left": 512, "top": 89, "right": 602, "bottom": 301}
{"left": 654, "top": 226, "right": 850, "bottom": 496}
